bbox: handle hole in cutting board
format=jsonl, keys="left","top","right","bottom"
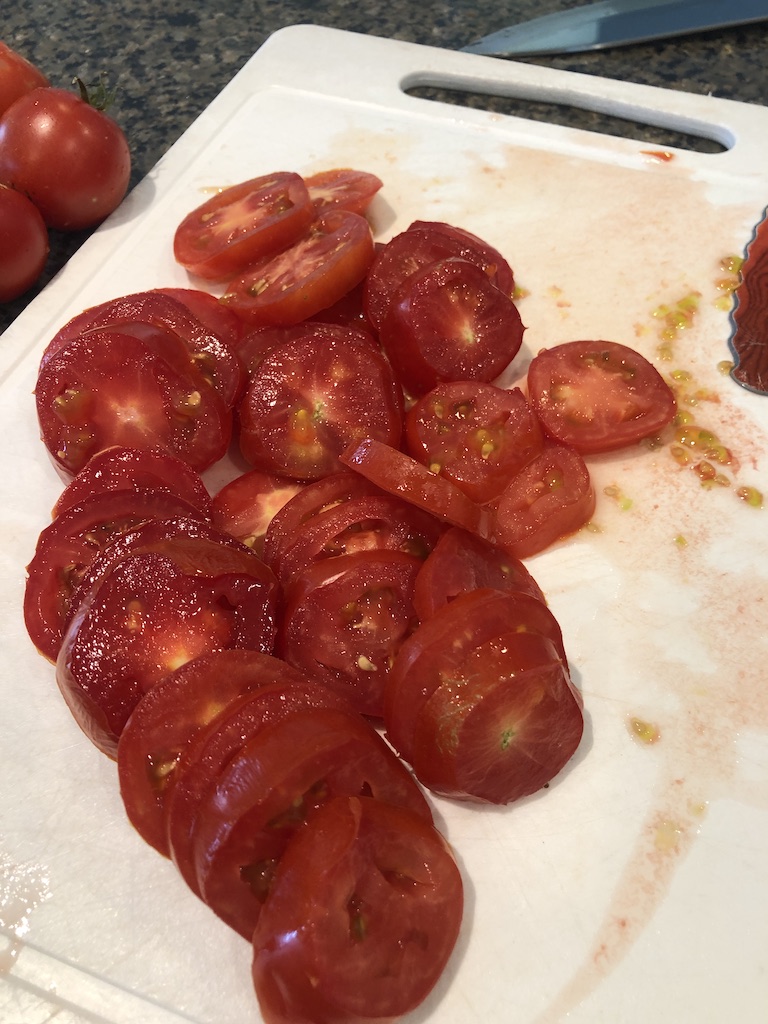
{"left": 406, "top": 84, "right": 727, "bottom": 154}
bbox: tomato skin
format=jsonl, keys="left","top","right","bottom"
{"left": 0, "top": 183, "right": 49, "bottom": 302}
{"left": 379, "top": 257, "right": 525, "bottom": 398}
{"left": 0, "top": 87, "right": 130, "bottom": 230}
{"left": 251, "top": 796, "right": 463, "bottom": 1024}
{"left": 222, "top": 209, "right": 375, "bottom": 327}
{"left": 192, "top": 707, "right": 433, "bottom": 938}
{"left": 406, "top": 382, "right": 544, "bottom": 503}
{"left": 238, "top": 324, "right": 403, "bottom": 481}
{"left": 0, "top": 42, "right": 49, "bottom": 118}
{"left": 173, "top": 173, "right": 316, "bottom": 281}
{"left": 488, "top": 442, "right": 596, "bottom": 559}
{"left": 527, "top": 339, "right": 677, "bottom": 454}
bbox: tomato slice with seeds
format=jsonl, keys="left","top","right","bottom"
{"left": 192, "top": 707, "right": 432, "bottom": 938}
{"left": 238, "top": 323, "right": 403, "bottom": 481}
{"left": 406, "top": 381, "right": 544, "bottom": 502}
{"left": 222, "top": 208, "right": 375, "bottom": 327}
{"left": 251, "top": 795, "right": 463, "bottom": 1024}
{"left": 488, "top": 441, "right": 596, "bottom": 559}
{"left": 341, "top": 437, "right": 489, "bottom": 537}
{"left": 279, "top": 550, "right": 422, "bottom": 717}
{"left": 173, "top": 172, "right": 316, "bottom": 281}
{"left": 412, "top": 525, "right": 546, "bottom": 621}
{"left": 56, "top": 537, "right": 279, "bottom": 757}
{"left": 527, "top": 339, "right": 677, "bottom": 454}
{"left": 410, "top": 630, "right": 583, "bottom": 803}
{"left": 303, "top": 168, "right": 383, "bottom": 215}
{"left": 52, "top": 445, "right": 213, "bottom": 519}
{"left": 117, "top": 649, "right": 313, "bottom": 856}
{"left": 363, "top": 220, "right": 515, "bottom": 332}
{"left": 379, "top": 257, "right": 525, "bottom": 397}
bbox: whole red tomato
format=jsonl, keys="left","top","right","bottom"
{"left": 0, "top": 84, "right": 130, "bottom": 230}
{"left": 0, "top": 183, "right": 49, "bottom": 302}
{"left": 0, "top": 42, "right": 49, "bottom": 118}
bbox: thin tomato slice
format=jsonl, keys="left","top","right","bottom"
{"left": 117, "top": 649, "right": 313, "bottom": 856}
{"left": 251, "top": 796, "right": 463, "bottom": 1024}
{"left": 192, "top": 708, "right": 433, "bottom": 938}
{"left": 489, "top": 441, "right": 596, "bottom": 559}
{"left": 222, "top": 209, "right": 375, "bottom": 327}
{"left": 173, "top": 172, "right": 316, "bottom": 281}
{"left": 303, "top": 168, "right": 383, "bottom": 215}
{"left": 406, "top": 381, "right": 544, "bottom": 502}
{"left": 341, "top": 437, "right": 488, "bottom": 537}
{"left": 527, "top": 339, "right": 677, "bottom": 454}
{"left": 379, "top": 257, "right": 525, "bottom": 397}
{"left": 238, "top": 324, "right": 403, "bottom": 481}
{"left": 411, "top": 630, "right": 584, "bottom": 803}
{"left": 211, "top": 469, "right": 303, "bottom": 555}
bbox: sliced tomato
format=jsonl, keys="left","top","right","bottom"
{"left": 341, "top": 438, "right": 489, "bottom": 537}
{"left": 273, "top": 492, "right": 445, "bottom": 583}
{"left": 211, "top": 469, "right": 303, "bottom": 555}
{"left": 303, "top": 168, "right": 383, "bottom": 215}
{"left": 363, "top": 219, "right": 515, "bottom": 332}
{"left": 384, "top": 587, "right": 571, "bottom": 760}
{"left": 221, "top": 209, "right": 375, "bottom": 327}
{"left": 527, "top": 339, "right": 677, "bottom": 454}
{"left": 117, "top": 649, "right": 313, "bottom": 856}
{"left": 24, "top": 489, "right": 209, "bottom": 662}
{"left": 35, "top": 330, "right": 232, "bottom": 476}
{"left": 238, "top": 324, "right": 403, "bottom": 481}
{"left": 173, "top": 172, "right": 316, "bottom": 281}
{"left": 52, "top": 445, "right": 213, "bottom": 519}
{"left": 413, "top": 526, "right": 546, "bottom": 621}
{"left": 192, "top": 708, "right": 432, "bottom": 938}
{"left": 251, "top": 795, "right": 463, "bottom": 1024}
{"left": 410, "top": 630, "right": 583, "bottom": 803}
{"left": 406, "top": 381, "right": 544, "bottom": 502}
{"left": 165, "top": 677, "right": 353, "bottom": 895}
{"left": 155, "top": 287, "right": 245, "bottom": 350}
{"left": 379, "top": 257, "right": 525, "bottom": 397}
{"left": 489, "top": 441, "right": 596, "bottom": 559}
{"left": 56, "top": 536, "right": 279, "bottom": 757}
{"left": 279, "top": 550, "right": 422, "bottom": 717}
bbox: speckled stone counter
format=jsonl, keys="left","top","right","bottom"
{"left": 2, "top": 0, "right": 767, "bottom": 334}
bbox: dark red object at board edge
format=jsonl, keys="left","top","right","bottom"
{"left": 729, "top": 206, "right": 768, "bottom": 396}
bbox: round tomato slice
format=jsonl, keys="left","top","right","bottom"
{"left": 489, "top": 441, "right": 596, "bottom": 559}
{"left": 193, "top": 708, "right": 433, "bottom": 938}
{"left": 303, "top": 168, "right": 383, "bottom": 215}
{"left": 363, "top": 219, "right": 515, "bottom": 332}
{"left": 413, "top": 526, "right": 546, "bottom": 621}
{"left": 379, "top": 257, "right": 525, "bottom": 397}
{"left": 237, "top": 323, "right": 403, "bottom": 481}
{"left": 527, "top": 339, "right": 677, "bottom": 454}
{"left": 410, "top": 630, "right": 584, "bottom": 803}
{"left": 154, "top": 287, "right": 245, "bottom": 351}
{"left": 165, "top": 676, "right": 353, "bottom": 895}
{"left": 117, "top": 649, "right": 313, "bottom": 856}
{"left": 24, "top": 489, "right": 209, "bottom": 662}
{"left": 52, "top": 445, "right": 213, "bottom": 519}
{"left": 35, "top": 330, "right": 232, "bottom": 476}
{"left": 56, "top": 537, "right": 279, "bottom": 757}
{"left": 251, "top": 795, "right": 463, "bottom": 1024}
{"left": 406, "top": 381, "right": 544, "bottom": 502}
{"left": 384, "top": 587, "right": 571, "bottom": 760}
{"left": 279, "top": 550, "right": 422, "bottom": 717}
{"left": 173, "top": 172, "right": 316, "bottom": 281}
{"left": 222, "top": 208, "right": 375, "bottom": 327}
{"left": 341, "top": 438, "right": 489, "bottom": 537}
{"left": 211, "top": 469, "right": 303, "bottom": 555}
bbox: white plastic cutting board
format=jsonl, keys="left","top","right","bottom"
{"left": 2, "top": 24, "right": 768, "bottom": 1024}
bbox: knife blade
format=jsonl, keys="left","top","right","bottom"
{"left": 461, "top": 0, "right": 768, "bottom": 57}
{"left": 729, "top": 209, "right": 768, "bottom": 396}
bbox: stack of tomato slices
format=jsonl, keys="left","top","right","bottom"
{"left": 26, "top": 167, "right": 679, "bottom": 1024}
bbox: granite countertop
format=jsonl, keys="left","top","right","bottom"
{"left": 2, "top": 0, "right": 767, "bottom": 335}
